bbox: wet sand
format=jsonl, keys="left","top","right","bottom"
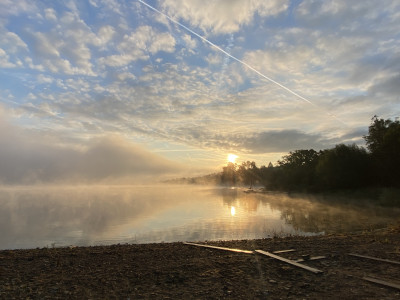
{"left": 1, "top": 227, "right": 400, "bottom": 299}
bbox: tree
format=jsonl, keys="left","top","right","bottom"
{"left": 221, "top": 162, "right": 237, "bottom": 186}
{"left": 363, "top": 116, "right": 400, "bottom": 186}
{"left": 278, "top": 149, "right": 320, "bottom": 168}
{"left": 276, "top": 149, "right": 320, "bottom": 190}
{"left": 316, "top": 144, "right": 371, "bottom": 189}
{"left": 259, "top": 162, "right": 276, "bottom": 189}
{"left": 237, "top": 161, "right": 258, "bottom": 188}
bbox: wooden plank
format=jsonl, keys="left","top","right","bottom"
{"left": 273, "top": 249, "right": 296, "bottom": 254}
{"left": 255, "top": 250, "right": 323, "bottom": 274}
{"left": 183, "top": 242, "right": 254, "bottom": 254}
{"left": 295, "top": 256, "right": 326, "bottom": 263}
{"left": 363, "top": 277, "right": 400, "bottom": 290}
{"left": 184, "top": 243, "right": 294, "bottom": 255}
{"left": 349, "top": 253, "right": 400, "bottom": 266}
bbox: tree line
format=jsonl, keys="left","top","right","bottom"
{"left": 221, "top": 116, "right": 400, "bottom": 191}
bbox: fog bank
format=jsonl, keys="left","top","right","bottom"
{"left": 0, "top": 114, "right": 186, "bottom": 184}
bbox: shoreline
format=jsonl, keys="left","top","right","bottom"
{"left": 1, "top": 227, "right": 399, "bottom": 299}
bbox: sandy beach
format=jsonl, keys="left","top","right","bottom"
{"left": 1, "top": 226, "right": 400, "bottom": 299}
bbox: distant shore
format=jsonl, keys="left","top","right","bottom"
{"left": 1, "top": 225, "right": 399, "bottom": 299}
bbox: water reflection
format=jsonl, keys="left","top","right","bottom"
{"left": 230, "top": 206, "right": 236, "bottom": 216}
{"left": 0, "top": 185, "right": 193, "bottom": 249}
{"left": 259, "top": 192, "right": 398, "bottom": 234}
{"left": 0, "top": 185, "right": 398, "bottom": 250}
{"left": 215, "top": 187, "right": 399, "bottom": 234}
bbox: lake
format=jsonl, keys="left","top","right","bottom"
{"left": 0, "top": 185, "right": 398, "bottom": 250}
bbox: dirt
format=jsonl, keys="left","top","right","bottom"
{"left": 1, "top": 226, "right": 400, "bottom": 299}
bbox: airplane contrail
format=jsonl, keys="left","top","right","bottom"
{"left": 138, "top": 0, "right": 346, "bottom": 125}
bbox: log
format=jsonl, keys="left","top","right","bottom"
{"left": 183, "top": 242, "right": 254, "bottom": 254}
{"left": 363, "top": 276, "right": 400, "bottom": 290}
{"left": 349, "top": 253, "right": 400, "bottom": 266}
{"left": 255, "top": 250, "right": 323, "bottom": 274}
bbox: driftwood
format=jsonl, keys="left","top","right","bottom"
{"left": 184, "top": 242, "right": 297, "bottom": 256}
{"left": 183, "top": 242, "right": 253, "bottom": 254}
{"left": 363, "top": 276, "right": 400, "bottom": 290}
{"left": 295, "top": 256, "right": 326, "bottom": 263}
{"left": 272, "top": 249, "right": 296, "bottom": 254}
{"left": 255, "top": 250, "right": 323, "bottom": 274}
{"left": 349, "top": 253, "right": 400, "bottom": 266}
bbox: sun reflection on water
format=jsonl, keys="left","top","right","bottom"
{"left": 230, "top": 206, "right": 236, "bottom": 216}
{"left": 1, "top": 185, "right": 399, "bottom": 249}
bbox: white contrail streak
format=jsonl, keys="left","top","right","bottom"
{"left": 138, "top": 0, "right": 345, "bottom": 124}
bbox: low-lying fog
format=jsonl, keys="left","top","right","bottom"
{"left": 1, "top": 185, "right": 398, "bottom": 250}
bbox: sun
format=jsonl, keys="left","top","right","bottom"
{"left": 227, "top": 153, "right": 238, "bottom": 164}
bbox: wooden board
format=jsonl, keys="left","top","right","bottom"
{"left": 255, "top": 250, "right": 323, "bottom": 274}
{"left": 184, "top": 242, "right": 296, "bottom": 255}
{"left": 363, "top": 277, "right": 400, "bottom": 290}
{"left": 272, "top": 249, "right": 296, "bottom": 254}
{"left": 183, "top": 242, "right": 254, "bottom": 254}
{"left": 295, "top": 256, "right": 326, "bottom": 263}
{"left": 349, "top": 253, "right": 400, "bottom": 266}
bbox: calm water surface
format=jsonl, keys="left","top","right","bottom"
{"left": 0, "top": 185, "right": 398, "bottom": 249}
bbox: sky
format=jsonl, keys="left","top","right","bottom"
{"left": 0, "top": 0, "right": 400, "bottom": 184}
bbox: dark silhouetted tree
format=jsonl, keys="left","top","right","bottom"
{"left": 276, "top": 149, "right": 320, "bottom": 190}
{"left": 316, "top": 144, "right": 371, "bottom": 189}
{"left": 259, "top": 162, "right": 276, "bottom": 188}
{"left": 363, "top": 116, "right": 400, "bottom": 186}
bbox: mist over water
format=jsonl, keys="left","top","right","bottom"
{"left": 0, "top": 185, "right": 398, "bottom": 250}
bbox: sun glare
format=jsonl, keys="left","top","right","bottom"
{"left": 227, "top": 154, "right": 238, "bottom": 164}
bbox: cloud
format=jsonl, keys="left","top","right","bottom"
{"left": 100, "top": 25, "right": 176, "bottom": 67}
{"left": 0, "top": 0, "right": 37, "bottom": 17}
{"left": 240, "top": 130, "right": 333, "bottom": 153}
{"left": 44, "top": 8, "right": 57, "bottom": 21}
{"left": 26, "top": 9, "right": 121, "bottom": 75}
{"left": 338, "top": 127, "right": 368, "bottom": 144}
{"left": 95, "top": 25, "right": 115, "bottom": 47}
{"left": 29, "top": 30, "right": 88, "bottom": 75}
{"left": 177, "top": 127, "right": 334, "bottom": 153}
{"left": 0, "top": 48, "right": 15, "bottom": 68}
{"left": 96, "top": 0, "right": 124, "bottom": 15}
{"left": 37, "top": 74, "right": 54, "bottom": 84}
{"left": 159, "top": 120, "right": 337, "bottom": 154}
{"left": 160, "top": 0, "right": 289, "bottom": 34}
{"left": 241, "top": 28, "right": 380, "bottom": 92}
{"left": 368, "top": 74, "right": 400, "bottom": 97}
{"left": 297, "top": 0, "right": 400, "bottom": 29}
{"left": 17, "top": 55, "right": 346, "bottom": 158}
{"left": 1, "top": 0, "right": 399, "bottom": 172}
{"left": 118, "top": 25, "right": 175, "bottom": 54}
{"left": 182, "top": 34, "right": 197, "bottom": 49}
{"left": 0, "top": 109, "right": 185, "bottom": 184}
{"left": 0, "top": 30, "right": 27, "bottom": 68}
{"left": 2, "top": 31, "right": 28, "bottom": 53}
{"left": 238, "top": 1, "right": 400, "bottom": 127}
